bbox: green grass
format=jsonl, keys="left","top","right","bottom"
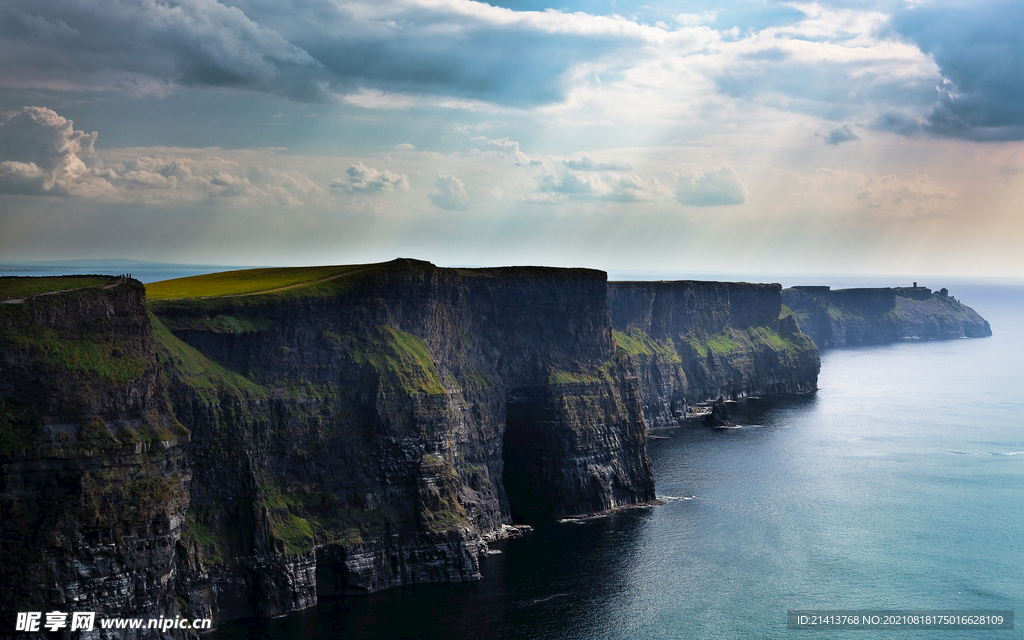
{"left": 146, "top": 264, "right": 393, "bottom": 300}
{"left": 339, "top": 326, "right": 446, "bottom": 396}
{"left": 272, "top": 513, "right": 316, "bottom": 554}
{"left": 0, "top": 276, "right": 109, "bottom": 299}
{"left": 685, "top": 326, "right": 814, "bottom": 360}
{"left": 150, "top": 313, "right": 265, "bottom": 402}
{"left": 613, "top": 328, "right": 681, "bottom": 363}
{"left": 1, "top": 326, "right": 149, "bottom": 384}
{"left": 419, "top": 454, "right": 470, "bottom": 533}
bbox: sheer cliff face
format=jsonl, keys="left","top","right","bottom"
{"left": 608, "top": 281, "right": 820, "bottom": 427}
{"left": 2, "top": 266, "right": 828, "bottom": 631}
{"left": 149, "top": 262, "right": 654, "bottom": 618}
{"left": 782, "top": 286, "right": 993, "bottom": 349}
{"left": 0, "top": 280, "right": 190, "bottom": 633}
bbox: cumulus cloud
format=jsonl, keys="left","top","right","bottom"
{"left": 890, "top": 0, "right": 1024, "bottom": 141}
{"left": 430, "top": 175, "right": 469, "bottom": 210}
{"left": 526, "top": 167, "right": 658, "bottom": 203}
{"left": 675, "top": 167, "right": 748, "bottom": 206}
{"left": 824, "top": 124, "right": 860, "bottom": 145}
{"left": 0, "top": 106, "right": 324, "bottom": 204}
{"left": 332, "top": 162, "right": 409, "bottom": 193}
{"left": 0, "top": 106, "right": 105, "bottom": 195}
{"left": 472, "top": 137, "right": 530, "bottom": 164}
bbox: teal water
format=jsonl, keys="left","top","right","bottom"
{"left": 213, "top": 285, "right": 1024, "bottom": 640}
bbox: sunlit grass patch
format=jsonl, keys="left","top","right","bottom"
{"left": 145, "top": 264, "right": 385, "bottom": 299}
{"left": 0, "top": 276, "right": 109, "bottom": 299}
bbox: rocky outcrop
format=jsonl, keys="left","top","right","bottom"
{"left": 607, "top": 281, "right": 820, "bottom": 428}
{"left": 0, "top": 279, "right": 191, "bottom": 639}
{"left": 703, "top": 396, "right": 734, "bottom": 427}
{"left": 781, "top": 285, "right": 992, "bottom": 349}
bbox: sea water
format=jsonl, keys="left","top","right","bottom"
{"left": 204, "top": 283, "right": 1023, "bottom": 639}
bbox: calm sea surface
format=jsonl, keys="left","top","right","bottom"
{"left": 209, "top": 283, "right": 1023, "bottom": 640}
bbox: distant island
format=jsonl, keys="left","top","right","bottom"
{"left": 0, "top": 261, "right": 991, "bottom": 634}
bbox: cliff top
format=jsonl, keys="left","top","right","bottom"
{"left": 146, "top": 259, "right": 609, "bottom": 303}
{"left": 0, "top": 275, "right": 119, "bottom": 301}
{"left": 145, "top": 262, "right": 406, "bottom": 300}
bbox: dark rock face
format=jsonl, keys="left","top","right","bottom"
{"left": 782, "top": 285, "right": 992, "bottom": 349}
{"left": 0, "top": 280, "right": 191, "bottom": 638}
{"left": 607, "top": 281, "right": 820, "bottom": 427}
{"left": 2, "top": 264, "right": 833, "bottom": 634}
{"left": 150, "top": 262, "right": 654, "bottom": 621}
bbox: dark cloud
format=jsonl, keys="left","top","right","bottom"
{"left": 0, "top": 0, "right": 648, "bottom": 108}
{"left": 676, "top": 167, "right": 747, "bottom": 206}
{"left": 870, "top": 111, "right": 922, "bottom": 136}
{"left": 0, "top": 0, "right": 325, "bottom": 101}
{"left": 890, "top": 0, "right": 1024, "bottom": 141}
{"left": 824, "top": 124, "right": 859, "bottom": 146}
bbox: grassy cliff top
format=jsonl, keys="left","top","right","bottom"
{"left": 145, "top": 263, "right": 412, "bottom": 300}
{"left": 0, "top": 275, "right": 111, "bottom": 299}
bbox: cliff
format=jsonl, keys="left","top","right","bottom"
{"left": 147, "top": 260, "right": 654, "bottom": 620}
{"left": 608, "top": 281, "right": 820, "bottom": 427}
{"left": 2, "top": 263, "right": 828, "bottom": 634}
{"left": 0, "top": 277, "right": 191, "bottom": 638}
{"left": 781, "top": 285, "right": 992, "bottom": 349}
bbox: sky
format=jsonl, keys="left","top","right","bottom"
{"left": 1, "top": 0, "right": 1023, "bottom": 278}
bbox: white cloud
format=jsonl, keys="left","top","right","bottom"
{"left": 0, "top": 106, "right": 326, "bottom": 204}
{"left": 0, "top": 106, "right": 107, "bottom": 195}
{"left": 526, "top": 166, "right": 659, "bottom": 203}
{"left": 430, "top": 174, "right": 469, "bottom": 210}
{"left": 562, "top": 155, "right": 633, "bottom": 171}
{"left": 333, "top": 161, "right": 409, "bottom": 193}
{"left": 472, "top": 136, "right": 530, "bottom": 165}
{"left": 675, "top": 167, "right": 748, "bottom": 206}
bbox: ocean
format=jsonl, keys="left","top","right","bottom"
{"left": 210, "top": 282, "right": 1024, "bottom": 640}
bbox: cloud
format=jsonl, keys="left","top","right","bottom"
{"left": 675, "top": 167, "right": 748, "bottom": 206}
{"left": 769, "top": 168, "right": 956, "bottom": 220}
{"left": 0, "top": 106, "right": 324, "bottom": 204}
{"left": 824, "top": 124, "right": 860, "bottom": 145}
{"left": 711, "top": 3, "right": 939, "bottom": 121}
{"left": 562, "top": 155, "right": 633, "bottom": 171}
{"left": 526, "top": 166, "right": 658, "bottom": 203}
{"left": 0, "top": 106, "right": 104, "bottom": 195}
{"left": 0, "top": 0, "right": 324, "bottom": 100}
{"left": 472, "top": 137, "right": 530, "bottom": 164}
{"left": 890, "top": 0, "right": 1024, "bottom": 140}
{"left": 332, "top": 162, "right": 409, "bottom": 193}
{"left": 430, "top": 175, "right": 469, "bottom": 210}
{"left": 871, "top": 111, "right": 922, "bottom": 136}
